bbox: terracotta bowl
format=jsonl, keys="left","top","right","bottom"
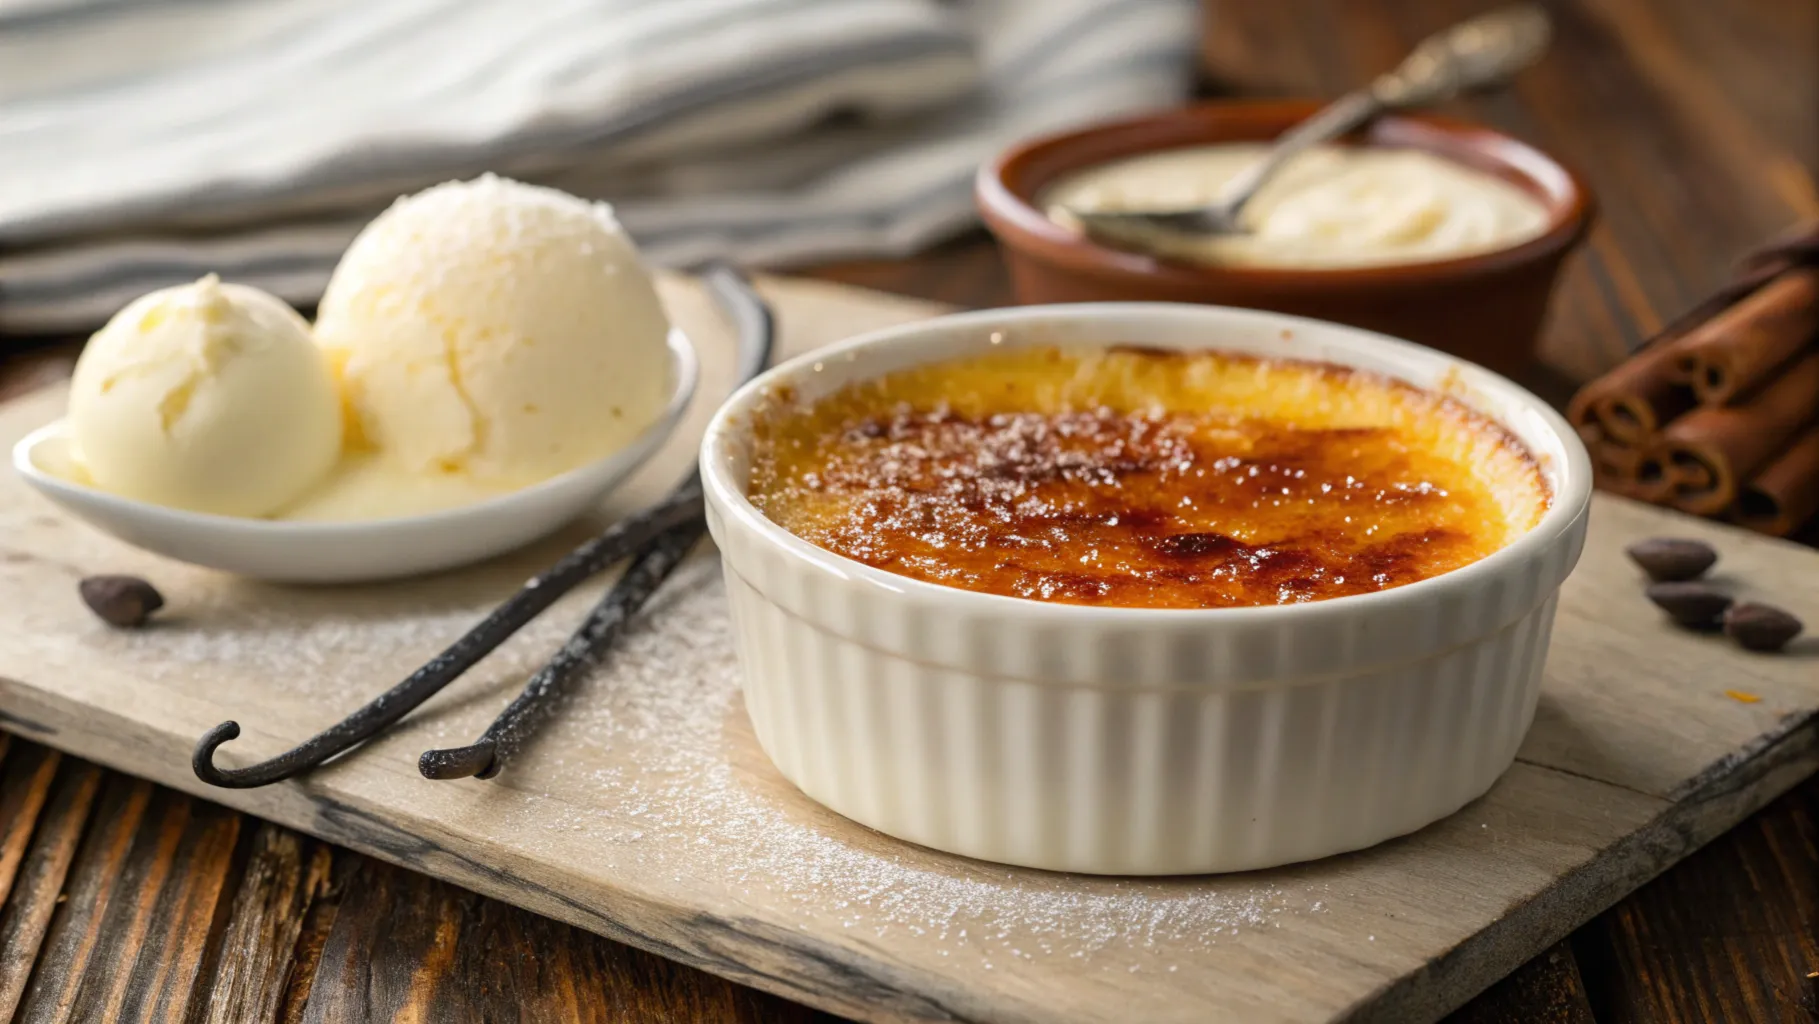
{"left": 977, "top": 100, "right": 1596, "bottom": 374}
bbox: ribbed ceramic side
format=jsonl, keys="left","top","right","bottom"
{"left": 723, "top": 557, "right": 1561, "bottom": 875}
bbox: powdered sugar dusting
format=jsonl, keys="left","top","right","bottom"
{"left": 84, "top": 570, "right": 600, "bottom": 711}
{"left": 496, "top": 556, "right": 1328, "bottom": 967}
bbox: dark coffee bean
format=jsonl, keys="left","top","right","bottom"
{"left": 1645, "top": 581, "right": 1732, "bottom": 630}
{"left": 1625, "top": 537, "right": 1717, "bottom": 582}
{"left": 78, "top": 575, "right": 164, "bottom": 628}
{"left": 1722, "top": 602, "right": 1804, "bottom": 652}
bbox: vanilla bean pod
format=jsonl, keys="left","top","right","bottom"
{"left": 418, "top": 516, "right": 705, "bottom": 779}
{"left": 191, "top": 489, "right": 704, "bottom": 788}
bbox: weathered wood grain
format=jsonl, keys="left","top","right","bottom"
{"left": 302, "top": 857, "right": 836, "bottom": 1024}
{"left": 0, "top": 275, "right": 1814, "bottom": 1024}
{"left": 14, "top": 775, "right": 156, "bottom": 1022}
{"left": 13, "top": 781, "right": 242, "bottom": 1023}
{"left": 275, "top": 844, "right": 348, "bottom": 1024}
{"left": 0, "top": 756, "right": 102, "bottom": 1019}
{"left": 1447, "top": 941, "right": 1597, "bottom": 1024}
{"left": 1573, "top": 773, "right": 1819, "bottom": 1024}
{"left": 0, "top": 741, "right": 59, "bottom": 902}
{"left": 200, "top": 823, "right": 335, "bottom": 1024}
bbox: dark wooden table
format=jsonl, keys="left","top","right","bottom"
{"left": 2, "top": 1, "right": 1816, "bottom": 1020}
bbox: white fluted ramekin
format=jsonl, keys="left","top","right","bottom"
{"left": 701, "top": 303, "right": 1591, "bottom": 875}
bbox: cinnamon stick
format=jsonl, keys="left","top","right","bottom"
{"left": 1735, "top": 422, "right": 1819, "bottom": 536}
{"left": 1670, "top": 268, "right": 1819, "bottom": 404}
{"left": 1568, "top": 221, "right": 1819, "bottom": 436}
{"left": 1568, "top": 220, "right": 1819, "bottom": 514}
{"left": 1579, "top": 422, "right": 1642, "bottom": 491}
{"left": 1565, "top": 341, "right": 1696, "bottom": 444}
{"left": 1659, "top": 348, "right": 1819, "bottom": 516}
{"left": 1633, "top": 447, "right": 1689, "bottom": 503}
{"left": 1593, "top": 440, "right": 1643, "bottom": 480}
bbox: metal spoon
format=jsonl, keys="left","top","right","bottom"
{"left": 1066, "top": 4, "right": 1552, "bottom": 244}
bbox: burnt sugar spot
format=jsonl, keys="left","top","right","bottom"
{"left": 1153, "top": 532, "right": 1249, "bottom": 559}
{"left": 1351, "top": 527, "right": 1469, "bottom": 588}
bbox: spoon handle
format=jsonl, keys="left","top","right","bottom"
{"left": 1215, "top": 4, "right": 1551, "bottom": 223}
{"left": 1213, "top": 90, "right": 1384, "bottom": 220}
{"left": 1369, "top": 3, "right": 1553, "bottom": 108}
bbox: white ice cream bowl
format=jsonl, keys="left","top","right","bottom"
{"left": 14, "top": 329, "right": 697, "bottom": 584}
{"left": 701, "top": 303, "right": 1592, "bottom": 876}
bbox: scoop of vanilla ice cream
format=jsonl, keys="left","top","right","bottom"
{"left": 69, "top": 275, "right": 342, "bottom": 517}
{"left": 312, "top": 175, "right": 673, "bottom": 489}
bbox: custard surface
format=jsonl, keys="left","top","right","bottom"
{"left": 746, "top": 347, "right": 1548, "bottom": 609}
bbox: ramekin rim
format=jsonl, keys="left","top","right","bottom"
{"left": 699, "top": 302, "right": 1593, "bottom": 625}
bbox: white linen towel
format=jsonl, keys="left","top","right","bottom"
{"left": 0, "top": 0, "right": 1202, "bottom": 332}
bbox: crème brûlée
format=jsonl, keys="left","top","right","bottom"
{"left": 745, "top": 346, "right": 1550, "bottom": 609}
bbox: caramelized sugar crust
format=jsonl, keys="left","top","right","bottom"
{"left": 746, "top": 347, "right": 1549, "bottom": 609}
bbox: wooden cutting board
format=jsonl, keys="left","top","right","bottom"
{"left": 1, "top": 275, "right": 1815, "bottom": 1024}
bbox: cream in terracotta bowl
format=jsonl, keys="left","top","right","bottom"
{"left": 978, "top": 101, "right": 1596, "bottom": 376}
{"left": 700, "top": 303, "right": 1592, "bottom": 875}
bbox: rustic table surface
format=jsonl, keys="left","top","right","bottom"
{"left": 1, "top": 0, "right": 1816, "bottom": 1021}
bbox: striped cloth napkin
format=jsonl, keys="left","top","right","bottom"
{"left": 0, "top": 0, "right": 1203, "bottom": 332}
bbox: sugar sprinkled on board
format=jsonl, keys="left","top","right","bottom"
{"left": 498, "top": 557, "right": 1327, "bottom": 965}
{"left": 45, "top": 518, "right": 620, "bottom": 714}
{"left": 91, "top": 576, "right": 595, "bottom": 708}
